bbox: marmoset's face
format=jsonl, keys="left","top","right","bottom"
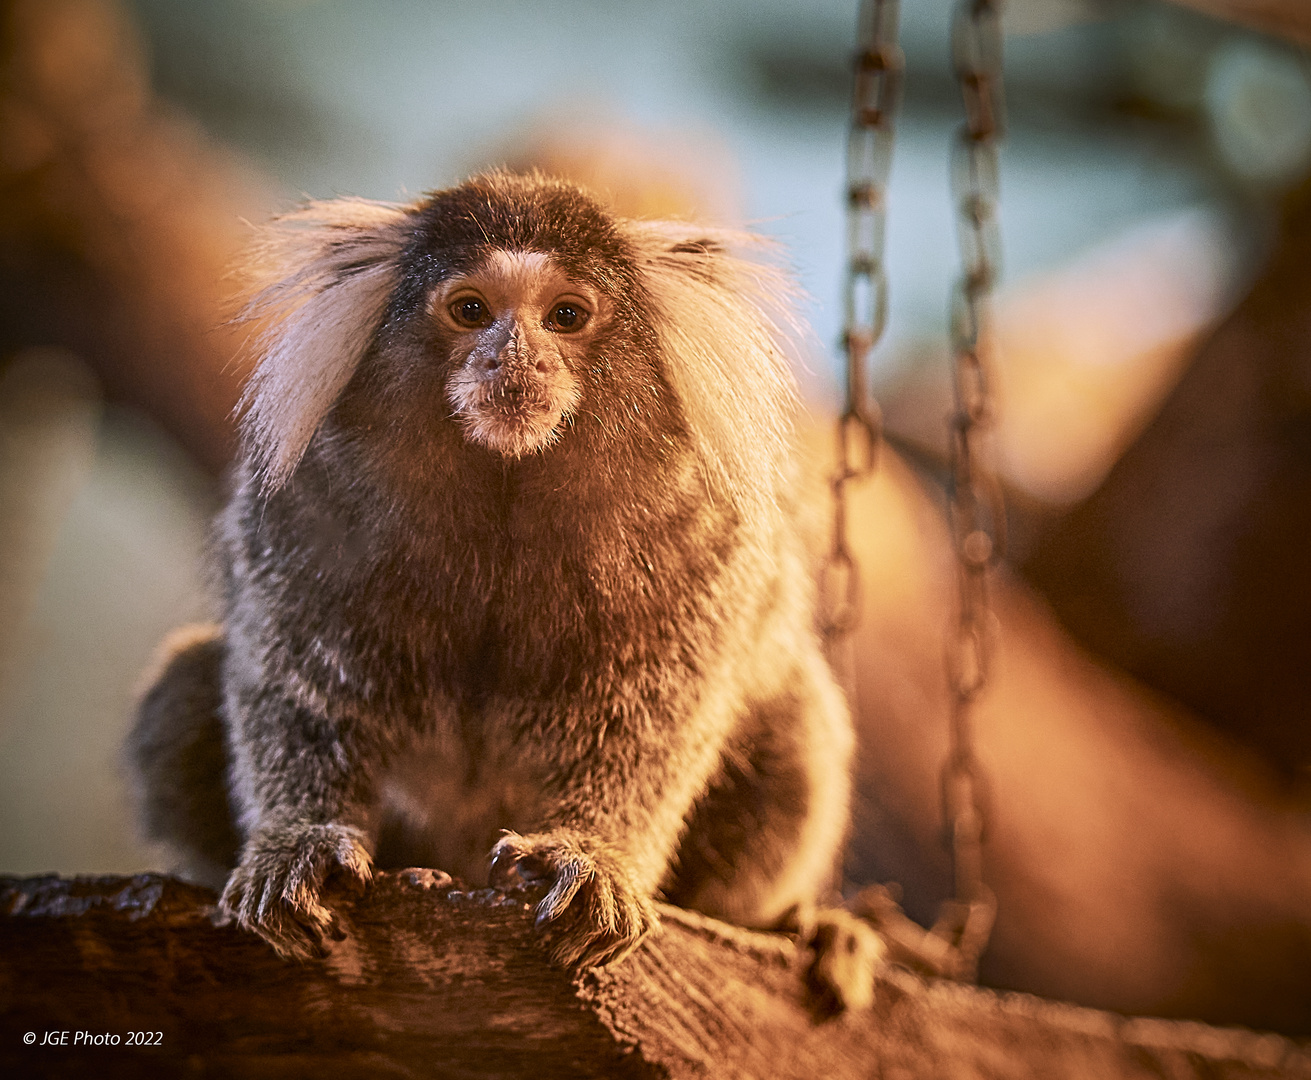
{"left": 432, "top": 250, "right": 610, "bottom": 458}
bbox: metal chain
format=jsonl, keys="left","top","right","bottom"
{"left": 831, "top": 0, "right": 1005, "bottom": 986}
{"left": 820, "top": 0, "right": 902, "bottom": 671}
{"left": 937, "top": 0, "right": 1007, "bottom": 981}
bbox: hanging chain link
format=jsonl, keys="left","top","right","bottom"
{"left": 843, "top": 0, "right": 1006, "bottom": 986}
{"left": 937, "top": 0, "right": 1007, "bottom": 981}
{"left": 820, "top": 0, "right": 902, "bottom": 666}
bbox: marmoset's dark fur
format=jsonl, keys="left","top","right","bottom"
{"left": 130, "top": 172, "right": 867, "bottom": 989}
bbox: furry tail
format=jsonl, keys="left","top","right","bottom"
{"left": 127, "top": 623, "right": 239, "bottom": 888}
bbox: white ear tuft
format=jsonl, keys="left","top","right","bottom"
{"left": 622, "top": 221, "right": 805, "bottom": 518}
{"left": 235, "top": 197, "right": 413, "bottom": 490}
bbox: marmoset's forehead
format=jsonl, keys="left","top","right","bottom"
{"left": 406, "top": 174, "right": 633, "bottom": 280}
{"left": 428, "top": 250, "right": 602, "bottom": 314}
{"left": 443, "top": 249, "right": 557, "bottom": 291}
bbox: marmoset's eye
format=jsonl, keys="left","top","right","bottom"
{"left": 449, "top": 297, "right": 490, "bottom": 328}
{"left": 546, "top": 302, "right": 589, "bottom": 333}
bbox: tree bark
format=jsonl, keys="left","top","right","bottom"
{"left": 2, "top": 872, "right": 1307, "bottom": 1079}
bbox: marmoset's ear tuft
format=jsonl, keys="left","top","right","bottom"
{"left": 622, "top": 220, "right": 805, "bottom": 518}
{"left": 235, "top": 198, "right": 414, "bottom": 490}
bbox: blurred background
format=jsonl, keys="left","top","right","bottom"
{"left": 3, "top": 0, "right": 1311, "bottom": 1027}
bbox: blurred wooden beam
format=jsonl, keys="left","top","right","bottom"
{"left": 3, "top": 872, "right": 1308, "bottom": 1079}
{"left": 1164, "top": 0, "right": 1311, "bottom": 46}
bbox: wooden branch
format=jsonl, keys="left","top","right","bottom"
{"left": 2, "top": 873, "right": 1308, "bottom": 1079}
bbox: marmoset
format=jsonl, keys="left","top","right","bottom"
{"left": 130, "top": 171, "right": 869, "bottom": 996}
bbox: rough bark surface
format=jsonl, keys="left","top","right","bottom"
{"left": 2, "top": 873, "right": 1307, "bottom": 1079}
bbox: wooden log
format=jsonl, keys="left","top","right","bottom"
{"left": 2, "top": 873, "right": 1308, "bottom": 1079}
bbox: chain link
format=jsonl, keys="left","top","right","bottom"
{"left": 831, "top": 0, "right": 1005, "bottom": 986}
{"left": 938, "top": 0, "right": 1006, "bottom": 981}
{"left": 820, "top": 0, "right": 902, "bottom": 656}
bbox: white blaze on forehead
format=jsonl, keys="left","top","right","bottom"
{"left": 433, "top": 249, "right": 587, "bottom": 314}
{"left": 486, "top": 248, "right": 553, "bottom": 287}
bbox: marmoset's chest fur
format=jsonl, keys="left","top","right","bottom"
{"left": 371, "top": 722, "right": 550, "bottom": 883}
{"left": 221, "top": 440, "right": 773, "bottom": 883}
{"left": 227, "top": 439, "right": 755, "bottom": 723}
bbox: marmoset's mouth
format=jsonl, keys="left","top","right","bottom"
{"left": 446, "top": 367, "right": 580, "bottom": 458}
